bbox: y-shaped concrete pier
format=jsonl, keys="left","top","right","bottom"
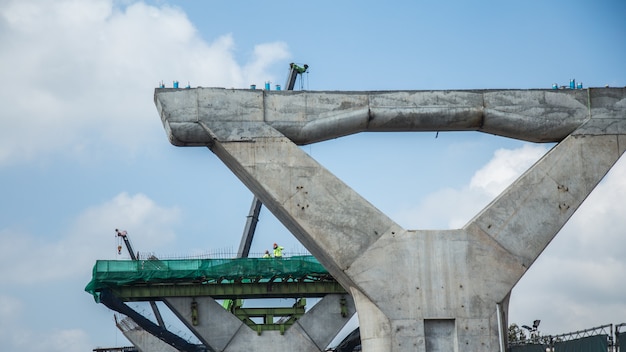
{"left": 165, "top": 294, "right": 354, "bottom": 352}
{"left": 155, "top": 88, "right": 626, "bottom": 352}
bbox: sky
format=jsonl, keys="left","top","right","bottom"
{"left": 0, "top": 0, "right": 625, "bottom": 351}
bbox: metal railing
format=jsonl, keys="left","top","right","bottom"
{"left": 136, "top": 246, "right": 312, "bottom": 260}
{"left": 509, "top": 323, "right": 626, "bottom": 352}
{"left": 551, "top": 324, "right": 613, "bottom": 343}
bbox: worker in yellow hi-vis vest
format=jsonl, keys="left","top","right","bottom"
{"left": 273, "top": 243, "right": 284, "bottom": 258}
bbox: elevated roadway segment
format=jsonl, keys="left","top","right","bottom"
{"left": 154, "top": 87, "right": 626, "bottom": 352}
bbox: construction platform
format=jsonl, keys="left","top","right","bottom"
{"left": 86, "top": 255, "right": 346, "bottom": 302}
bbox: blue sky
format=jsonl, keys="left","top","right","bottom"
{"left": 0, "top": 0, "right": 625, "bottom": 351}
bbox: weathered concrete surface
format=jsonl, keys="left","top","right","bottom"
{"left": 155, "top": 88, "right": 611, "bottom": 146}
{"left": 155, "top": 88, "right": 626, "bottom": 352}
{"left": 165, "top": 294, "right": 355, "bottom": 352}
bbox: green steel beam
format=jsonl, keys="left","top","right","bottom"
{"left": 233, "top": 306, "right": 305, "bottom": 318}
{"left": 234, "top": 306, "right": 304, "bottom": 336}
{"left": 110, "top": 281, "right": 347, "bottom": 301}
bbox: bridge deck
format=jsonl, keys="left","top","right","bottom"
{"left": 85, "top": 255, "right": 346, "bottom": 302}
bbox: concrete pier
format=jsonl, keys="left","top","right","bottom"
{"left": 155, "top": 88, "right": 626, "bottom": 352}
{"left": 164, "top": 294, "right": 355, "bottom": 352}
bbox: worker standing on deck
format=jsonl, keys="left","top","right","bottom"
{"left": 273, "top": 243, "right": 284, "bottom": 258}
{"left": 262, "top": 250, "right": 271, "bottom": 258}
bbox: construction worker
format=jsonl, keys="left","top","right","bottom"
{"left": 273, "top": 243, "right": 284, "bottom": 258}
{"left": 262, "top": 250, "right": 271, "bottom": 258}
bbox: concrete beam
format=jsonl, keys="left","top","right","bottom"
{"left": 154, "top": 88, "right": 608, "bottom": 146}
{"left": 155, "top": 87, "right": 626, "bottom": 352}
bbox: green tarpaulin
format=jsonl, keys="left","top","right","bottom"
{"left": 85, "top": 255, "right": 330, "bottom": 302}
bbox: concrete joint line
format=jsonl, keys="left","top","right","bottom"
{"left": 223, "top": 322, "right": 250, "bottom": 351}
{"left": 366, "top": 93, "right": 372, "bottom": 128}
{"left": 293, "top": 319, "right": 321, "bottom": 351}
{"left": 587, "top": 88, "right": 592, "bottom": 120}
{"left": 465, "top": 222, "right": 523, "bottom": 272}
{"left": 262, "top": 90, "right": 267, "bottom": 124}
{"left": 195, "top": 88, "right": 200, "bottom": 123}
{"left": 480, "top": 92, "right": 486, "bottom": 129}
{"left": 198, "top": 121, "right": 221, "bottom": 147}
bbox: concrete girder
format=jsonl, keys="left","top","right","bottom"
{"left": 154, "top": 88, "right": 626, "bottom": 352}
{"left": 165, "top": 294, "right": 356, "bottom": 352}
{"left": 154, "top": 89, "right": 600, "bottom": 146}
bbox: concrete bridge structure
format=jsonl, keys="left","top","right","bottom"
{"left": 154, "top": 87, "right": 626, "bottom": 352}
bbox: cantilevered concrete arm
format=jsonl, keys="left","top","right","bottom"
{"left": 155, "top": 88, "right": 598, "bottom": 146}
{"left": 467, "top": 132, "right": 626, "bottom": 272}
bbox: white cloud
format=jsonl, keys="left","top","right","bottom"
{"left": 243, "top": 42, "right": 291, "bottom": 88}
{"left": 0, "top": 192, "right": 180, "bottom": 284}
{"left": 394, "top": 186, "right": 486, "bottom": 229}
{"left": 395, "top": 143, "right": 548, "bottom": 229}
{"left": 0, "top": 0, "right": 290, "bottom": 166}
{"left": 469, "top": 143, "right": 548, "bottom": 197}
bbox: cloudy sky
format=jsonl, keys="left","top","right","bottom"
{"left": 0, "top": 0, "right": 625, "bottom": 351}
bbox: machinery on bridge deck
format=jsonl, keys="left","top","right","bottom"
{"left": 116, "top": 229, "right": 137, "bottom": 260}
{"left": 285, "top": 62, "right": 308, "bottom": 91}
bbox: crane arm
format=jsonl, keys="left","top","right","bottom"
{"left": 285, "top": 63, "right": 308, "bottom": 90}
{"left": 116, "top": 229, "right": 137, "bottom": 260}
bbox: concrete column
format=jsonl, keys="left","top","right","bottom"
{"left": 164, "top": 295, "right": 355, "bottom": 352}
{"left": 155, "top": 88, "right": 626, "bottom": 352}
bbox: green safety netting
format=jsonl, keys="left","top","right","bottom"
{"left": 85, "top": 256, "right": 330, "bottom": 302}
